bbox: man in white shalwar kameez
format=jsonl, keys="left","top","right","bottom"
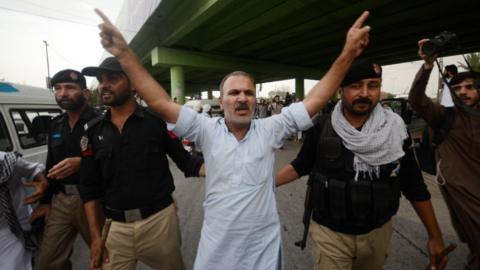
{"left": 0, "top": 151, "right": 47, "bottom": 270}
{"left": 92, "top": 9, "right": 372, "bottom": 269}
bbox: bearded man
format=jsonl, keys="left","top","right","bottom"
{"left": 35, "top": 69, "right": 99, "bottom": 270}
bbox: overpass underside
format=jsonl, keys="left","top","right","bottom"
{"left": 126, "top": 0, "right": 480, "bottom": 103}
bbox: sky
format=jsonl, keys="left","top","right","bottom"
{"left": 256, "top": 54, "right": 466, "bottom": 99}
{"left": 0, "top": 0, "right": 471, "bottom": 99}
{"left": 0, "top": 0, "right": 124, "bottom": 88}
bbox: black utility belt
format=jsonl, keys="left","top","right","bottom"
{"left": 57, "top": 184, "right": 80, "bottom": 196}
{"left": 104, "top": 196, "right": 173, "bottom": 223}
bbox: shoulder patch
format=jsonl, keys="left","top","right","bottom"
{"left": 167, "top": 131, "right": 178, "bottom": 139}
{"left": 81, "top": 135, "right": 94, "bottom": 157}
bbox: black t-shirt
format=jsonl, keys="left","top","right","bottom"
{"left": 79, "top": 105, "right": 203, "bottom": 210}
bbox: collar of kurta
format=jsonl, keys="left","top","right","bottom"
{"left": 219, "top": 118, "right": 256, "bottom": 142}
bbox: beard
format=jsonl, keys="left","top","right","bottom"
{"left": 101, "top": 88, "right": 132, "bottom": 107}
{"left": 56, "top": 96, "right": 86, "bottom": 111}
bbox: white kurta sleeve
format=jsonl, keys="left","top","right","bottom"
{"left": 167, "top": 106, "right": 209, "bottom": 148}
{"left": 13, "top": 157, "right": 45, "bottom": 183}
{"left": 263, "top": 102, "right": 313, "bottom": 148}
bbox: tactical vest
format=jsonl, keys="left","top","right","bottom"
{"left": 309, "top": 115, "right": 401, "bottom": 233}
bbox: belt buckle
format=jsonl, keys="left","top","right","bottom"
{"left": 64, "top": 185, "right": 79, "bottom": 195}
{"left": 124, "top": 209, "right": 142, "bottom": 222}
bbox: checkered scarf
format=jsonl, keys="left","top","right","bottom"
{"left": 331, "top": 101, "right": 408, "bottom": 180}
{"left": 0, "top": 151, "right": 16, "bottom": 184}
{"left": 0, "top": 151, "right": 36, "bottom": 251}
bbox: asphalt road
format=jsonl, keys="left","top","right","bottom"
{"left": 71, "top": 141, "right": 469, "bottom": 270}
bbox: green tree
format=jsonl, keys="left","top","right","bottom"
{"left": 458, "top": 52, "right": 480, "bottom": 72}
{"left": 88, "top": 88, "right": 101, "bottom": 107}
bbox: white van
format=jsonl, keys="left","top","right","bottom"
{"left": 0, "top": 82, "right": 61, "bottom": 163}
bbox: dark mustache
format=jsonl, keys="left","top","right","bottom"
{"left": 101, "top": 89, "right": 113, "bottom": 95}
{"left": 57, "top": 98, "right": 73, "bottom": 103}
{"left": 235, "top": 103, "right": 249, "bottom": 110}
{"left": 352, "top": 98, "right": 372, "bottom": 105}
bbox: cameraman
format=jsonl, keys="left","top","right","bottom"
{"left": 409, "top": 39, "right": 480, "bottom": 269}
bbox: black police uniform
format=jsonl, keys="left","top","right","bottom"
{"left": 79, "top": 105, "right": 203, "bottom": 222}
{"left": 292, "top": 114, "right": 431, "bottom": 235}
{"left": 36, "top": 105, "right": 99, "bottom": 269}
{"left": 41, "top": 105, "right": 99, "bottom": 202}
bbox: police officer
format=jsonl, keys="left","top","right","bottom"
{"left": 32, "top": 69, "right": 98, "bottom": 269}
{"left": 80, "top": 57, "right": 204, "bottom": 270}
{"left": 276, "top": 62, "right": 447, "bottom": 270}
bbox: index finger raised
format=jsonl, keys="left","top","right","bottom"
{"left": 95, "top": 8, "right": 112, "bottom": 25}
{"left": 352, "top": 11, "right": 370, "bottom": 29}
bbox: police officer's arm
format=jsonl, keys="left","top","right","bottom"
{"left": 410, "top": 201, "right": 448, "bottom": 270}
{"left": 94, "top": 9, "right": 181, "bottom": 124}
{"left": 78, "top": 139, "right": 108, "bottom": 268}
{"left": 302, "top": 11, "right": 370, "bottom": 117}
{"left": 84, "top": 200, "right": 108, "bottom": 270}
{"left": 34, "top": 128, "right": 59, "bottom": 223}
{"left": 165, "top": 130, "right": 204, "bottom": 177}
{"left": 276, "top": 122, "right": 319, "bottom": 187}
{"left": 408, "top": 39, "right": 446, "bottom": 130}
{"left": 398, "top": 140, "right": 447, "bottom": 270}
{"left": 47, "top": 157, "right": 81, "bottom": 180}
{"left": 38, "top": 132, "right": 57, "bottom": 205}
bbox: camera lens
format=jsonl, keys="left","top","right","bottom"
{"left": 421, "top": 40, "right": 436, "bottom": 56}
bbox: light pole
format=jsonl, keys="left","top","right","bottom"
{"left": 43, "top": 40, "right": 51, "bottom": 90}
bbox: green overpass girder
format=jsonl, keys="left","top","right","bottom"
{"left": 162, "top": 0, "right": 236, "bottom": 46}
{"left": 151, "top": 46, "right": 325, "bottom": 79}
{"left": 200, "top": 0, "right": 309, "bottom": 51}
{"left": 128, "top": 0, "right": 480, "bottom": 99}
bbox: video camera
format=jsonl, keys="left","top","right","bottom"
{"left": 421, "top": 31, "right": 459, "bottom": 56}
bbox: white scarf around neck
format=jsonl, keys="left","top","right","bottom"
{"left": 331, "top": 101, "right": 408, "bottom": 180}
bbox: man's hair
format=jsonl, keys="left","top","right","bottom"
{"left": 219, "top": 71, "right": 255, "bottom": 96}
{"left": 450, "top": 71, "right": 479, "bottom": 86}
{"left": 445, "top": 65, "right": 458, "bottom": 76}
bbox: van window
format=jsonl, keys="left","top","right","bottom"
{"left": 10, "top": 109, "right": 61, "bottom": 149}
{"left": 0, "top": 113, "right": 13, "bottom": 151}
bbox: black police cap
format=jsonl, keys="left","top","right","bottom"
{"left": 82, "top": 57, "right": 124, "bottom": 77}
{"left": 50, "top": 69, "right": 87, "bottom": 89}
{"left": 341, "top": 61, "right": 382, "bottom": 87}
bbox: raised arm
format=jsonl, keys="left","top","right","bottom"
{"left": 303, "top": 11, "right": 371, "bottom": 116}
{"left": 94, "top": 9, "right": 181, "bottom": 123}
{"left": 408, "top": 39, "right": 446, "bottom": 129}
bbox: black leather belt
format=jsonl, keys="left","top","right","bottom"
{"left": 104, "top": 196, "right": 173, "bottom": 223}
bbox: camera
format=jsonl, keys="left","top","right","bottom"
{"left": 421, "top": 31, "right": 459, "bottom": 56}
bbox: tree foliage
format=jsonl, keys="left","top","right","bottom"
{"left": 457, "top": 52, "right": 480, "bottom": 72}
{"left": 88, "top": 88, "right": 101, "bottom": 107}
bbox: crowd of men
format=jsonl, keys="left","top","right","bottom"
{"left": 1, "top": 8, "right": 479, "bottom": 270}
